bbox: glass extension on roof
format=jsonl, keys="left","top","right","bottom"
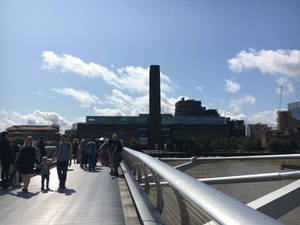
{"left": 86, "top": 116, "right": 148, "bottom": 125}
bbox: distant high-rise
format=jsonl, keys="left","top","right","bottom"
{"left": 148, "top": 65, "right": 161, "bottom": 149}
{"left": 288, "top": 101, "right": 300, "bottom": 120}
{"left": 277, "top": 110, "right": 293, "bottom": 132}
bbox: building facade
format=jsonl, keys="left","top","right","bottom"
{"left": 175, "top": 98, "right": 219, "bottom": 117}
{"left": 71, "top": 109, "right": 245, "bottom": 147}
{"left": 69, "top": 65, "right": 245, "bottom": 148}
{"left": 247, "top": 124, "right": 269, "bottom": 137}
{"left": 288, "top": 101, "right": 300, "bottom": 120}
{"left": 6, "top": 124, "right": 60, "bottom": 143}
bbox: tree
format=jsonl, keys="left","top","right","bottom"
{"left": 268, "top": 137, "right": 281, "bottom": 153}
{"left": 124, "top": 138, "right": 141, "bottom": 151}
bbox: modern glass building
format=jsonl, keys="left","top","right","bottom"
{"left": 288, "top": 101, "right": 300, "bottom": 120}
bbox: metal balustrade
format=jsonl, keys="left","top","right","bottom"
{"left": 122, "top": 147, "right": 283, "bottom": 225}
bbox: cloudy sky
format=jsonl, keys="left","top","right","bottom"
{"left": 1, "top": 0, "right": 300, "bottom": 132}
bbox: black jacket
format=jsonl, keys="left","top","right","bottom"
{"left": 0, "top": 138, "right": 11, "bottom": 162}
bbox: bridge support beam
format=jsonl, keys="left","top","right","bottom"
{"left": 248, "top": 179, "right": 300, "bottom": 219}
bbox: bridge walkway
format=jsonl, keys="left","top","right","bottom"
{"left": 0, "top": 164, "right": 140, "bottom": 225}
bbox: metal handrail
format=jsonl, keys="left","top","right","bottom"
{"left": 159, "top": 153, "right": 300, "bottom": 161}
{"left": 124, "top": 147, "right": 283, "bottom": 225}
{"left": 140, "top": 170, "right": 300, "bottom": 186}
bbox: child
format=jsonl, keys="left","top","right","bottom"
{"left": 40, "top": 156, "right": 51, "bottom": 191}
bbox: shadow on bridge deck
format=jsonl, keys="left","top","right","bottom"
{"left": 0, "top": 164, "right": 140, "bottom": 225}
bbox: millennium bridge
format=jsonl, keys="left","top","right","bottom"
{"left": 0, "top": 148, "right": 299, "bottom": 225}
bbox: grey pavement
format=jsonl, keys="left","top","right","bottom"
{"left": 0, "top": 164, "right": 126, "bottom": 225}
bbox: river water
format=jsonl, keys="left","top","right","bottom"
{"left": 164, "top": 158, "right": 300, "bottom": 225}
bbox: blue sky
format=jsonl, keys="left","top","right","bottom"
{"left": 1, "top": 0, "right": 300, "bottom": 131}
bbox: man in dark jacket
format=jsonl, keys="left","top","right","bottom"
{"left": 111, "top": 133, "right": 122, "bottom": 176}
{"left": 0, "top": 131, "right": 12, "bottom": 187}
{"left": 37, "top": 136, "right": 46, "bottom": 161}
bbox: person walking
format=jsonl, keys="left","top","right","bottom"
{"left": 111, "top": 133, "right": 123, "bottom": 176}
{"left": 52, "top": 135, "right": 72, "bottom": 190}
{"left": 86, "top": 137, "right": 97, "bottom": 171}
{"left": 79, "top": 136, "right": 88, "bottom": 169}
{"left": 10, "top": 139, "right": 20, "bottom": 186}
{"left": 72, "top": 139, "right": 79, "bottom": 164}
{"left": 0, "top": 131, "right": 12, "bottom": 188}
{"left": 17, "top": 136, "right": 38, "bottom": 192}
{"left": 36, "top": 136, "right": 46, "bottom": 162}
{"left": 40, "top": 156, "right": 51, "bottom": 191}
{"left": 99, "top": 138, "right": 110, "bottom": 167}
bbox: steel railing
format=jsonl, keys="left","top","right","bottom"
{"left": 122, "top": 147, "right": 283, "bottom": 225}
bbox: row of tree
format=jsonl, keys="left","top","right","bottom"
{"left": 125, "top": 136, "right": 300, "bottom": 154}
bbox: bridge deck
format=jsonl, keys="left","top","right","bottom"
{"left": 0, "top": 164, "right": 135, "bottom": 225}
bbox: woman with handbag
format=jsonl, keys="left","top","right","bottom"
{"left": 17, "top": 136, "right": 38, "bottom": 192}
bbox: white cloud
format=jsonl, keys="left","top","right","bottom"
{"left": 161, "top": 93, "right": 182, "bottom": 114}
{"left": 42, "top": 51, "right": 174, "bottom": 94}
{"left": 224, "top": 79, "right": 240, "bottom": 93}
{"left": 0, "top": 110, "right": 72, "bottom": 132}
{"left": 246, "top": 109, "right": 277, "bottom": 127}
{"left": 52, "top": 87, "right": 101, "bottom": 108}
{"left": 93, "top": 107, "right": 125, "bottom": 116}
{"left": 196, "top": 86, "right": 204, "bottom": 92}
{"left": 219, "top": 110, "right": 246, "bottom": 120}
{"left": 105, "top": 89, "right": 133, "bottom": 111}
{"left": 74, "top": 117, "right": 86, "bottom": 123}
{"left": 229, "top": 95, "right": 256, "bottom": 113}
{"left": 98, "top": 89, "right": 182, "bottom": 117}
{"left": 219, "top": 109, "right": 277, "bottom": 127}
{"left": 275, "top": 77, "right": 294, "bottom": 96}
{"left": 228, "top": 49, "right": 300, "bottom": 78}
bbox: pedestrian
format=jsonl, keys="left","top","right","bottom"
{"left": 86, "top": 137, "right": 97, "bottom": 171}
{"left": 79, "top": 136, "right": 88, "bottom": 169}
{"left": 10, "top": 139, "right": 20, "bottom": 186}
{"left": 111, "top": 133, "right": 123, "bottom": 176}
{"left": 36, "top": 136, "right": 46, "bottom": 162}
{"left": 17, "top": 136, "right": 38, "bottom": 192}
{"left": 52, "top": 135, "right": 72, "bottom": 190}
{"left": 0, "top": 131, "right": 12, "bottom": 188}
{"left": 40, "top": 156, "right": 51, "bottom": 192}
{"left": 99, "top": 138, "right": 110, "bottom": 167}
{"left": 72, "top": 139, "right": 79, "bottom": 164}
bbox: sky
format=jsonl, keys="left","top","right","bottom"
{"left": 0, "top": 0, "right": 300, "bottom": 132}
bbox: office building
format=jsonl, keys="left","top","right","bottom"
{"left": 288, "top": 101, "right": 300, "bottom": 120}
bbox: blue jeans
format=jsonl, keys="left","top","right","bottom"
{"left": 87, "top": 152, "right": 96, "bottom": 170}
{"left": 57, "top": 161, "right": 68, "bottom": 187}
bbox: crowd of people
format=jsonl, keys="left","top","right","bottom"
{"left": 0, "top": 131, "right": 123, "bottom": 193}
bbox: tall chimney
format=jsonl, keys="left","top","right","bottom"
{"left": 149, "top": 65, "right": 161, "bottom": 149}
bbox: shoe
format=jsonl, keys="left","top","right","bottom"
{"left": 22, "top": 188, "right": 28, "bottom": 193}
{"left": 41, "top": 187, "right": 44, "bottom": 191}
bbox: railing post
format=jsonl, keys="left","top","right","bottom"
{"left": 132, "top": 158, "right": 137, "bottom": 177}
{"left": 173, "top": 188, "right": 190, "bottom": 225}
{"left": 137, "top": 161, "right": 142, "bottom": 183}
{"left": 154, "top": 173, "right": 164, "bottom": 214}
{"left": 144, "top": 166, "right": 150, "bottom": 193}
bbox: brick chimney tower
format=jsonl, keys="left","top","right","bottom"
{"left": 148, "top": 65, "right": 161, "bottom": 149}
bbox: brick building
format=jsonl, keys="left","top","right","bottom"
{"left": 7, "top": 124, "right": 60, "bottom": 144}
